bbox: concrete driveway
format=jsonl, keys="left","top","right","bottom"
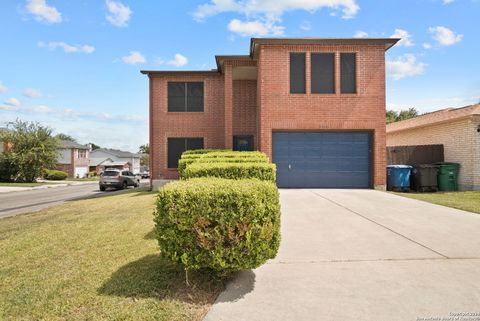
{"left": 204, "top": 189, "right": 480, "bottom": 321}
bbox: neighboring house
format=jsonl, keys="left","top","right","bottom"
{"left": 89, "top": 157, "right": 132, "bottom": 174}
{"left": 56, "top": 140, "right": 90, "bottom": 178}
{"left": 89, "top": 148, "right": 141, "bottom": 174}
{"left": 142, "top": 37, "right": 399, "bottom": 189}
{"left": 387, "top": 104, "right": 480, "bottom": 191}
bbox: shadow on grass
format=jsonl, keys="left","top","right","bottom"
{"left": 97, "top": 254, "right": 244, "bottom": 304}
{"left": 144, "top": 228, "right": 157, "bottom": 240}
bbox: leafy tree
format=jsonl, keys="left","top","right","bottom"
{"left": 138, "top": 144, "right": 149, "bottom": 154}
{"left": 386, "top": 107, "right": 419, "bottom": 124}
{"left": 89, "top": 142, "right": 100, "bottom": 150}
{"left": 0, "top": 120, "right": 58, "bottom": 182}
{"left": 140, "top": 154, "right": 149, "bottom": 167}
{"left": 55, "top": 133, "right": 77, "bottom": 142}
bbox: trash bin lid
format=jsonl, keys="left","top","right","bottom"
{"left": 387, "top": 165, "right": 413, "bottom": 168}
{"left": 433, "top": 162, "right": 460, "bottom": 168}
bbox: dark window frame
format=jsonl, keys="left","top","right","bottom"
{"left": 167, "top": 82, "right": 204, "bottom": 112}
{"left": 289, "top": 52, "right": 306, "bottom": 94}
{"left": 311, "top": 53, "right": 336, "bottom": 94}
{"left": 340, "top": 53, "right": 357, "bottom": 94}
{"left": 167, "top": 137, "right": 204, "bottom": 169}
{"left": 233, "top": 135, "right": 254, "bottom": 151}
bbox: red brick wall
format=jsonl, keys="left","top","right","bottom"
{"left": 233, "top": 80, "right": 257, "bottom": 148}
{"left": 149, "top": 44, "right": 387, "bottom": 187}
{"left": 256, "top": 44, "right": 387, "bottom": 187}
{"left": 149, "top": 73, "right": 225, "bottom": 179}
{"left": 56, "top": 164, "right": 73, "bottom": 177}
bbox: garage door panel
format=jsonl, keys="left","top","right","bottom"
{"left": 273, "top": 132, "right": 371, "bottom": 188}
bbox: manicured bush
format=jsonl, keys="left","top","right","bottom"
{"left": 88, "top": 171, "right": 97, "bottom": 177}
{"left": 183, "top": 162, "right": 276, "bottom": 181}
{"left": 154, "top": 178, "right": 281, "bottom": 271}
{"left": 44, "top": 169, "right": 68, "bottom": 180}
{"left": 198, "top": 151, "right": 268, "bottom": 160}
{"left": 181, "top": 149, "right": 230, "bottom": 156}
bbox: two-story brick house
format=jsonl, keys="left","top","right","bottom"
{"left": 142, "top": 38, "right": 398, "bottom": 189}
{"left": 56, "top": 140, "right": 90, "bottom": 178}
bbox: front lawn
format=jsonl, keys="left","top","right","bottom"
{"left": 393, "top": 191, "right": 480, "bottom": 214}
{"left": 0, "top": 182, "right": 54, "bottom": 187}
{"left": 0, "top": 190, "right": 226, "bottom": 321}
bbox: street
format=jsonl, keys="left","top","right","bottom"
{"left": 0, "top": 180, "right": 150, "bottom": 219}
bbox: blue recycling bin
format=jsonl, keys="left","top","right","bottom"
{"left": 387, "top": 165, "right": 412, "bottom": 191}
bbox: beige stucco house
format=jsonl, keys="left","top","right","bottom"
{"left": 386, "top": 104, "right": 480, "bottom": 190}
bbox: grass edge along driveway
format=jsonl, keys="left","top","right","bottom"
{"left": 393, "top": 191, "right": 480, "bottom": 214}
{"left": 0, "top": 189, "right": 227, "bottom": 321}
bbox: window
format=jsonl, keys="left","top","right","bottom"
{"left": 167, "top": 138, "right": 204, "bottom": 168}
{"left": 290, "top": 53, "right": 306, "bottom": 94}
{"left": 233, "top": 136, "right": 254, "bottom": 151}
{"left": 168, "top": 82, "right": 204, "bottom": 112}
{"left": 340, "top": 53, "right": 356, "bottom": 94}
{"left": 78, "top": 149, "right": 87, "bottom": 158}
{"left": 311, "top": 53, "right": 335, "bottom": 94}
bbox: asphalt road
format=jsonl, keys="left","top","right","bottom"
{"left": 0, "top": 181, "right": 149, "bottom": 219}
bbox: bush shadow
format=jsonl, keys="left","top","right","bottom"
{"left": 97, "top": 254, "right": 232, "bottom": 304}
{"left": 144, "top": 228, "right": 157, "bottom": 240}
{"left": 215, "top": 270, "right": 256, "bottom": 303}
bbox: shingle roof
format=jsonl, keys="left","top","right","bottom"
{"left": 387, "top": 104, "right": 480, "bottom": 133}
{"left": 94, "top": 148, "right": 140, "bottom": 158}
{"left": 58, "top": 140, "right": 89, "bottom": 150}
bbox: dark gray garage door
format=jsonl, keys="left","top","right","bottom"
{"left": 272, "top": 132, "right": 371, "bottom": 188}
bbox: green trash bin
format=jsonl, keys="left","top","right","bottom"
{"left": 434, "top": 162, "right": 460, "bottom": 191}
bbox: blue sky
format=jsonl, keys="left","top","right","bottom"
{"left": 0, "top": 0, "right": 479, "bottom": 152}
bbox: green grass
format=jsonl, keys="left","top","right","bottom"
{"left": 393, "top": 191, "right": 480, "bottom": 214}
{"left": 0, "top": 182, "right": 54, "bottom": 187}
{"left": 0, "top": 190, "right": 227, "bottom": 321}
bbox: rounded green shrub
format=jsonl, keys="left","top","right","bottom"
{"left": 182, "top": 149, "right": 230, "bottom": 156}
{"left": 154, "top": 178, "right": 281, "bottom": 271}
{"left": 44, "top": 169, "right": 68, "bottom": 180}
{"left": 183, "top": 162, "right": 276, "bottom": 181}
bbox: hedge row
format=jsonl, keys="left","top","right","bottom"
{"left": 154, "top": 178, "right": 280, "bottom": 271}
{"left": 44, "top": 169, "right": 68, "bottom": 180}
{"left": 184, "top": 162, "right": 276, "bottom": 181}
{"left": 178, "top": 150, "right": 269, "bottom": 179}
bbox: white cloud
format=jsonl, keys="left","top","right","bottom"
{"left": 0, "top": 81, "right": 7, "bottom": 93}
{"left": 422, "top": 43, "right": 432, "bottom": 49}
{"left": 121, "top": 51, "right": 146, "bottom": 64}
{"left": 26, "top": 0, "right": 62, "bottom": 24}
{"left": 386, "top": 54, "right": 426, "bottom": 80}
{"left": 428, "top": 26, "right": 463, "bottom": 46}
{"left": 22, "top": 88, "right": 43, "bottom": 98}
{"left": 194, "top": 0, "right": 359, "bottom": 35}
{"left": 38, "top": 41, "right": 95, "bottom": 54}
{"left": 391, "top": 28, "right": 414, "bottom": 47}
{"left": 194, "top": 0, "right": 360, "bottom": 20}
{"left": 300, "top": 21, "right": 311, "bottom": 31}
{"left": 29, "top": 105, "right": 53, "bottom": 113}
{"left": 0, "top": 105, "right": 19, "bottom": 111}
{"left": 228, "top": 18, "right": 284, "bottom": 37}
{"left": 105, "top": 0, "right": 132, "bottom": 27}
{"left": 4, "top": 98, "right": 21, "bottom": 107}
{"left": 354, "top": 30, "right": 368, "bottom": 38}
{"left": 168, "top": 54, "right": 188, "bottom": 67}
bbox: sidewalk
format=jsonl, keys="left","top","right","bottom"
{"left": 0, "top": 180, "right": 97, "bottom": 194}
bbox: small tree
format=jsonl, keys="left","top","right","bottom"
{"left": 138, "top": 144, "right": 149, "bottom": 154}
{"left": 386, "top": 107, "right": 419, "bottom": 124}
{"left": 0, "top": 120, "right": 58, "bottom": 182}
{"left": 55, "top": 133, "right": 77, "bottom": 142}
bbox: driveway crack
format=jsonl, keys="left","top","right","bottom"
{"left": 310, "top": 190, "right": 449, "bottom": 259}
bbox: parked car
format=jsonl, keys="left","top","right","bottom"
{"left": 99, "top": 168, "right": 140, "bottom": 191}
{"left": 140, "top": 170, "right": 150, "bottom": 179}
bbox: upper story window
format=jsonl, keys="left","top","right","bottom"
{"left": 78, "top": 149, "right": 87, "bottom": 158}
{"left": 168, "top": 82, "right": 204, "bottom": 112}
{"left": 290, "top": 53, "right": 306, "bottom": 94}
{"left": 340, "top": 53, "right": 357, "bottom": 94}
{"left": 311, "top": 53, "right": 335, "bottom": 94}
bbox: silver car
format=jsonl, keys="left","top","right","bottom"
{"left": 99, "top": 169, "right": 140, "bottom": 191}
